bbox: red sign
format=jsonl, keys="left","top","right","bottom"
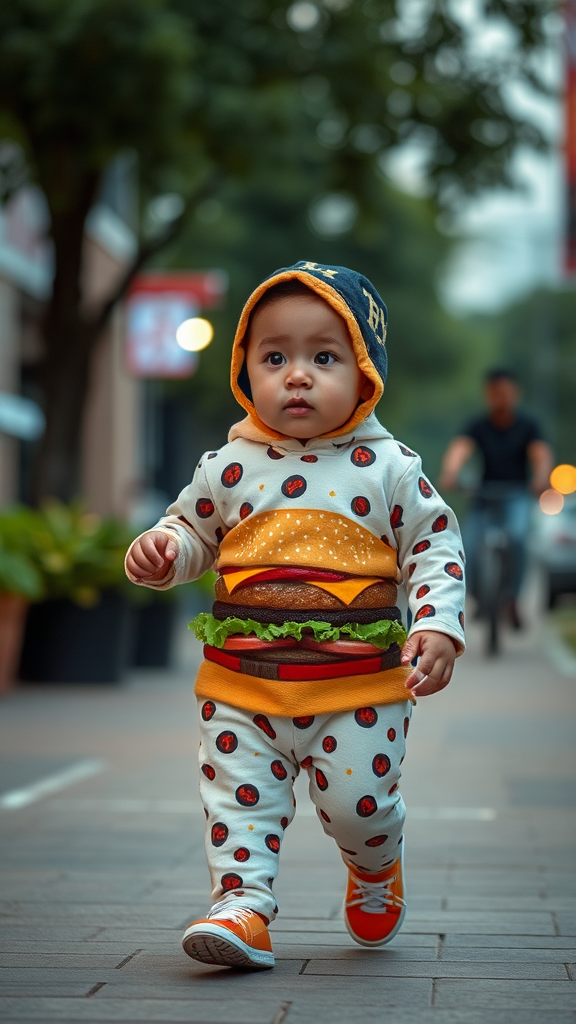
{"left": 566, "top": 0, "right": 576, "bottom": 274}
{"left": 126, "top": 271, "right": 227, "bottom": 379}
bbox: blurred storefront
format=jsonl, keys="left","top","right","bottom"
{"left": 0, "top": 178, "right": 141, "bottom": 518}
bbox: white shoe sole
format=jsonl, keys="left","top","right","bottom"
{"left": 182, "top": 922, "right": 274, "bottom": 969}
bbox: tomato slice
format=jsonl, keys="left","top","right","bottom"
{"left": 222, "top": 636, "right": 298, "bottom": 651}
{"left": 300, "top": 637, "right": 382, "bottom": 656}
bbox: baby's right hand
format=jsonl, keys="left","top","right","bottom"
{"left": 126, "top": 531, "right": 179, "bottom": 582}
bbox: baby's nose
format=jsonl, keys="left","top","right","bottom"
{"left": 286, "top": 364, "right": 312, "bottom": 387}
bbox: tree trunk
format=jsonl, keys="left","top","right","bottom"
{"left": 32, "top": 180, "right": 101, "bottom": 503}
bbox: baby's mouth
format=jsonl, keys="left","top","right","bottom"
{"left": 284, "top": 398, "right": 314, "bottom": 416}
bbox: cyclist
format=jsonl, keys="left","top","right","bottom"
{"left": 439, "top": 368, "right": 552, "bottom": 628}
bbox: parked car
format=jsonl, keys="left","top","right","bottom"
{"left": 530, "top": 495, "right": 576, "bottom": 608}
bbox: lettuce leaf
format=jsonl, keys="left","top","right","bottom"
{"left": 189, "top": 612, "right": 406, "bottom": 651}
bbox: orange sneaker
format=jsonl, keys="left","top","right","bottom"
{"left": 344, "top": 853, "right": 406, "bottom": 947}
{"left": 182, "top": 903, "right": 274, "bottom": 969}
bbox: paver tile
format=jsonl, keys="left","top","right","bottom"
{"left": 0, "top": 996, "right": 279, "bottom": 1021}
{"left": 442, "top": 933, "right": 576, "bottom": 948}
{"left": 303, "top": 957, "right": 568, "bottom": 979}
{"left": 433, "top": 978, "right": 576, "bottom": 1009}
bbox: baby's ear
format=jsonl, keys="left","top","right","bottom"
{"left": 360, "top": 375, "right": 374, "bottom": 400}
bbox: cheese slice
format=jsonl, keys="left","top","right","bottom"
{"left": 221, "top": 568, "right": 385, "bottom": 606}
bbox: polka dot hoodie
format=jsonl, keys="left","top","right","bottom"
{"left": 126, "top": 262, "right": 465, "bottom": 715}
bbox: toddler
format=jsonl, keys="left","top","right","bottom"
{"left": 126, "top": 261, "right": 465, "bottom": 969}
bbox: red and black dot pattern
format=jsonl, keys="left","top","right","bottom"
{"left": 201, "top": 701, "right": 216, "bottom": 722}
{"left": 351, "top": 445, "right": 376, "bottom": 467}
{"left": 415, "top": 603, "right": 436, "bottom": 621}
{"left": 195, "top": 498, "right": 214, "bottom": 519}
{"left": 355, "top": 707, "right": 378, "bottom": 728}
{"left": 253, "top": 714, "right": 276, "bottom": 739}
{"left": 444, "top": 562, "right": 464, "bottom": 580}
{"left": 293, "top": 716, "right": 315, "bottom": 730}
{"left": 239, "top": 502, "right": 253, "bottom": 520}
{"left": 365, "top": 834, "right": 388, "bottom": 847}
{"left": 390, "top": 505, "right": 404, "bottom": 529}
{"left": 199, "top": 701, "right": 411, "bottom": 917}
{"left": 267, "top": 446, "right": 285, "bottom": 460}
{"left": 351, "top": 495, "right": 371, "bottom": 517}
{"left": 372, "top": 753, "right": 391, "bottom": 777}
{"left": 221, "top": 462, "right": 243, "bottom": 487}
{"left": 356, "top": 795, "right": 378, "bottom": 817}
{"left": 418, "top": 477, "right": 434, "bottom": 498}
{"left": 416, "top": 584, "right": 430, "bottom": 599}
{"left": 235, "top": 783, "right": 259, "bottom": 807}
{"left": 281, "top": 475, "right": 307, "bottom": 499}
{"left": 432, "top": 513, "right": 448, "bottom": 533}
{"left": 300, "top": 453, "right": 318, "bottom": 463}
{"left": 211, "top": 822, "right": 228, "bottom": 847}
{"left": 412, "top": 539, "right": 431, "bottom": 555}
{"left": 216, "top": 730, "right": 238, "bottom": 754}
{"left": 221, "top": 872, "right": 243, "bottom": 891}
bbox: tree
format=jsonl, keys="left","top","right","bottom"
{"left": 0, "top": 0, "right": 553, "bottom": 501}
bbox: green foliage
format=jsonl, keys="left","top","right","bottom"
{"left": 189, "top": 611, "right": 407, "bottom": 649}
{"left": 0, "top": 0, "right": 554, "bottom": 213}
{"left": 0, "top": 535, "right": 43, "bottom": 600}
{"left": 0, "top": 503, "right": 134, "bottom": 606}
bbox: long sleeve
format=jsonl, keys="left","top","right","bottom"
{"left": 125, "top": 456, "right": 226, "bottom": 590}
{"left": 389, "top": 456, "right": 466, "bottom": 652}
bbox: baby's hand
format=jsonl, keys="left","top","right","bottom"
{"left": 126, "top": 531, "right": 179, "bottom": 582}
{"left": 401, "top": 630, "right": 457, "bottom": 696}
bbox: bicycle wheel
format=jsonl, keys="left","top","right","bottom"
{"left": 477, "top": 542, "right": 504, "bottom": 656}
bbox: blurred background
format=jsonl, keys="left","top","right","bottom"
{"left": 0, "top": 0, "right": 575, "bottom": 689}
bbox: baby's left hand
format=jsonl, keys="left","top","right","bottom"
{"left": 401, "top": 630, "right": 457, "bottom": 696}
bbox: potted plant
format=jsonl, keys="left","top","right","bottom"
{"left": 17, "top": 502, "right": 135, "bottom": 683}
{"left": 0, "top": 516, "right": 44, "bottom": 695}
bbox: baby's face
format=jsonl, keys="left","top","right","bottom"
{"left": 245, "top": 293, "right": 371, "bottom": 438}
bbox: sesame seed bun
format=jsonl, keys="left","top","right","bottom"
{"left": 217, "top": 509, "right": 399, "bottom": 579}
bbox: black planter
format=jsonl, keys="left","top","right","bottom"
{"left": 19, "top": 592, "right": 132, "bottom": 683}
{"left": 131, "top": 601, "right": 176, "bottom": 668}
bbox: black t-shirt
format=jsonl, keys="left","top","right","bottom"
{"left": 462, "top": 412, "right": 543, "bottom": 483}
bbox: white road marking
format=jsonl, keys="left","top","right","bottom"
{"left": 0, "top": 759, "right": 105, "bottom": 810}
{"left": 410, "top": 807, "right": 496, "bottom": 821}
{"left": 42, "top": 798, "right": 497, "bottom": 820}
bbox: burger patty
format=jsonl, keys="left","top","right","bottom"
{"left": 214, "top": 577, "right": 398, "bottom": 610}
{"left": 211, "top": 600, "right": 402, "bottom": 626}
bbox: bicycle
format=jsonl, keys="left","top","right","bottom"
{"left": 465, "top": 484, "right": 525, "bottom": 657}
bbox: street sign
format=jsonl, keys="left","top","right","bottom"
{"left": 126, "top": 271, "right": 227, "bottom": 378}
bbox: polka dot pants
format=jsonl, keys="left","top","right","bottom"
{"left": 198, "top": 697, "right": 412, "bottom": 922}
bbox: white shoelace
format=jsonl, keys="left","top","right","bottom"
{"left": 207, "top": 900, "right": 257, "bottom": 926}
{"left": 345, "top": 874, "right": 406, "bottom": 915}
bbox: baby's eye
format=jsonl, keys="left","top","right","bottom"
{"left": 266, "top": 352, "right": 286, "bottom": 366}
{"left": 314, "top": 351, "right": 337, "bottom": 365}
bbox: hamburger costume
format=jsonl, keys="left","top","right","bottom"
{"left": 126, "top": 260, "right": 465, "bottom": 966}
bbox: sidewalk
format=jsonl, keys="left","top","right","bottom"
{"left": 0, "top": 612, "right": 575, "bottom": 1024}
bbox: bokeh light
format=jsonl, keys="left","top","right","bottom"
{"left": 539, "top": 489, "right": 565, "bottom": 515}
{"left": 175, "top": 317, "right": 214, "bottom": 352}
{"left": 549, "top": 464, "right": 576, "bottom": 495}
